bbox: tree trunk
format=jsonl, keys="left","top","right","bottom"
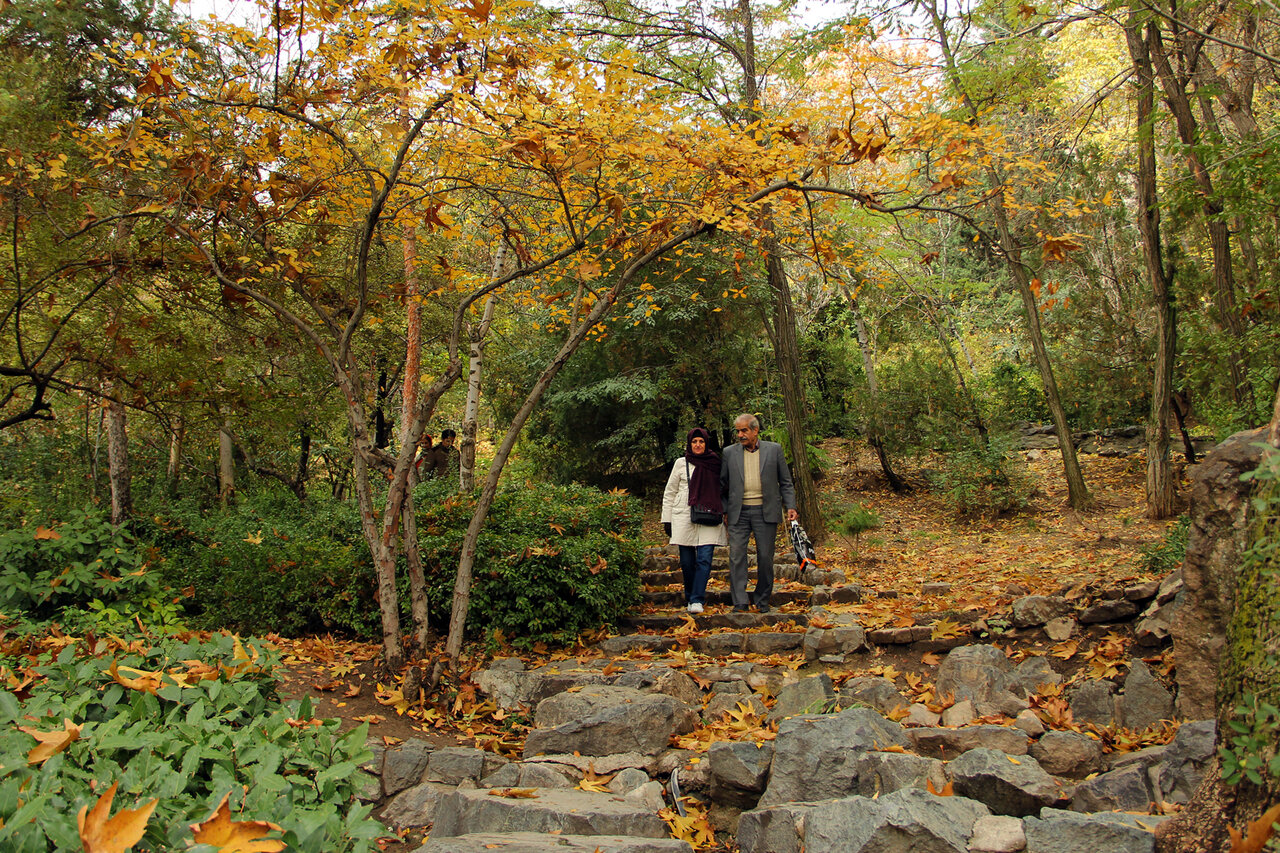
{"left": 923, "top": 0, "right": 1090, "bottom": 510}
{"left": 1126, "top": 14, "right": 1179, "bottom": 519}
{"left": 103, "top": 382, "right": 131, "bottom": 526}
{"left": 296, "top": 423, "right": 311, "bottom": 489}
{"left": 167, "top": 418, "right": 184, "bottom": 496}
{"left": 398, "top": 220, "right": 431, "bottom": 650}
{"left": 460, "top": 292, "right": 497, "bottom": 493}
{"left": 1147, "top": 22, "right": 1254, "bottom": 414}
{"left": 767, "top": 244, "right": 825, "bottom": 541}
{"left": 218, "top": 416, "right": 235, "bottom": 508}
{"left": 401, "top": 488, "right": 430, "bottom": 655}
{"left": 847, "top": 289, "right": 908, "bottom": 493}
{"left": 444, "top": 221, "right": 716, "bottom": 660}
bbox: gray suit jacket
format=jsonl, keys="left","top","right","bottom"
{"left": 720, "top": 441, "right": 797, "bottom": 525}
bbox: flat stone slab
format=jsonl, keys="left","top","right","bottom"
{"left": 415, "top": 833, "right": 692, "bottom": 852}
{"left": 430, "top": 788, "right": 669, "bottom": 839}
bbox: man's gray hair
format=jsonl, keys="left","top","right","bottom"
{"left": 735, "top": 413, "right": 760, "bottom": 430}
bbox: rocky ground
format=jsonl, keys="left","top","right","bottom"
{"left": 274, "top": 443, "right": 1198, "bottom": 852}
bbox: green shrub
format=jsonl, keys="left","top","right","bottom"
{"left": 140, "top": 492, "right": 380, "bottom": 639}
{"left": 0, "top": 510, "right": 183, "bottom": 633}
{"left": 0, "top": 631, "right": 380, "bottom": 852}
{"left": 416, "top": 480, "right": 643, "bottom": 647}
{"left": 1139, "top": 515, "right": 1190, "bottom": 576}
{"left": 928, "top": 432, "right": 1033, "bottom": 518}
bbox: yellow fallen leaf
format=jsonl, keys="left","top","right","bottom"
{"left": 77, "top": 781, "right": 158, "bottom": 853}
{"left": 189, "top": 792, "right": 285, "bottom": 852}
{"left": 489, "top": 788, "right": 539, "bottom": 799}
{"left": 18, "top": 718, "right": 81, "bottom": 765}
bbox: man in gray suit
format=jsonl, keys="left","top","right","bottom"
{"left": 720, "top": 414, "right": 798, "bottom": 613}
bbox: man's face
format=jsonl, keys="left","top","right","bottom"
{"left": 735, "top": 419, "right": 759, "bottom": 449}
{"left": 441, "top": 436, "right": 455, "bottom": 448}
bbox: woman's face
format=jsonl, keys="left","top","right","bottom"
{"left": 690, "top": 437, "right": 706, "bottom": 453}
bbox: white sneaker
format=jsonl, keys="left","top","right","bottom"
{"left": 687, "top": 603, "right": 704, "bottom": 614}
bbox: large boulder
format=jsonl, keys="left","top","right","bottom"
{"left": 1170, "top": 427, "right": 1268, "bottom": 719}
{"left": 946, "top": 748, "right": 1067, "bottom": 816}
{"left": 738, "top": 788, "right": 990, "bottom": 853}
{"left": 414, "top": 833, "right": 693, "bottom": 852}
{"left": 757, "top": 707, "right": 912, "bottom": 805}
{"left": 1116, "top": 659, "right": 1175, "bottom": 731}
{"left": 935, "top": 645, "right": 1024, "bottom": 716}
{"left": 1023, "top": 808, "right": 1166, "bottom": 852}
{"left": 430, "top": 788, "right": 669, "bottom": 839}
{"left": 1155, "top": 720, "right": 1216, "bottom": 804}
{"left": 524, "top": 685, "right": 697, "bottom": 758}
{"left": 1029, "top": 730, "right": 1104, "bottom": 779}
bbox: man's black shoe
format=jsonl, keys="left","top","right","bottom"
{"left": 733, "top": 605, "right": 750, "bottom": 613}
{"left": 756, "top": 603, "right": 771, "bottom": 613}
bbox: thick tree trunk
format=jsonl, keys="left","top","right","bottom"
{"left": 401, "top": 488, "right": 430, "bottom": 655}
{"left": 103, "top": 383, "right": 131, "bottom": 526}
{"left": 218, "top": 417, "right": 235, "bottom": 508}
{"left": 398, "top": 221, "right": 430, "bottom": 650}
{"left": 1126, "top": 15, "right": 1179, "bottom": 519}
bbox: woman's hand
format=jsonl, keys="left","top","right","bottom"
{"left": 663, "top": 522, "right": 672, "bottom": 536}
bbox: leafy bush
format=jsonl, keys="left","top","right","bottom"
{"left": 0, "top": 510, "right": 183, "bottom": 633}
{"left": 1139, "top": 515, "right": 1190, "bottom": 576}
{"left": 416, "top": 480, "right": 643, "bottom": 646}
{"left": 928, "top": 432, "right": 1033, "bottom": 518}
{"left": 140, "top": 493, "right": 380, "bottom": 639}
{"left": 0, "top": 632, "right": 380, "bottom": 852}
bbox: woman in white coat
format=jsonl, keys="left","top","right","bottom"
{"left": 661, "top": 427, "right": 728, "bottom": 613}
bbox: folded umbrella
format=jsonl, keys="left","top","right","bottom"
{"left": 789, "top": 519, "right": 818, "bottom": 572}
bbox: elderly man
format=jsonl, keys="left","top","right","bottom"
{"left": 720, "top": 414, "right": 798, "bottom": 613}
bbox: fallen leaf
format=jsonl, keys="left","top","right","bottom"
{"left": 189, "top": 792, "right": 286, "bottom": 852}
{"left": 18, "top": 718, "right": 81, "bottom": 765}
{"left": 488, "top": 788, "right": 539, "bottom": 799}
{"left": 927, "top": 778, "right": 955, "bottom": 796}
{"left": 1228, "top": 800, "right": 1280, "bottom": 853}
{"left": 34, "top": 525, "right": 61, "bottom": 540}
{"left": 77, "top": 781, "right": 158, "bottom": 853}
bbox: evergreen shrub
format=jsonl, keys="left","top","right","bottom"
{"left": 928, "top": 431, "right": 1034, "bottom": 518}
{"left": 415, "top": 480, "right": 643, "bottom": 646}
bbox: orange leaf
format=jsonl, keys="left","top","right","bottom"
{"left": 77, "top": 781, "right": 158, "bottom": 853}
{"left": 109, "top": 661, "right": 161, "bottom": 694}
{"left": 34, "top": 525, "right": 61, "bottom": 540}
{"left": 18, "top": 718, "right": 81, "bottom": 765}
{"left": 461, "top": 0, "right": 492, "bottom": 20}
{"left": 927, "top": 778, "right": 955, "bottom": 796}
{"left": 189, "top": 793, "right": 285, "bottom": 853}
{"left": 1229, "top": 801, "right": 1280, "bottom": 853}
{"left": 921, "top": 652, "right": 941, "bottom": 666}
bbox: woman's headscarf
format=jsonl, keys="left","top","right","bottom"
{"left": 684, "top": 427, "right": 723, "bottom": 513}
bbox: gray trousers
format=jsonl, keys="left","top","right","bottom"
{"left": 728, "top": 505, "right": 776, "bottom": 607}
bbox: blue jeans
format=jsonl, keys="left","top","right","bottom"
{"left": 679, "top": 544, "right": 715, "bottom": 606}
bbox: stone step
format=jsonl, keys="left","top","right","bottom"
{"left": 430, "top": 787, "right": 670, "bottom": 841}
{"left": 641, "top": 588, "right": 815, "bottom": 608}
{"left": 616, "top": 610, "right": 810, "bottom": 632}
{"left": 416, "top": 833, "right": 693, "bottom": 852}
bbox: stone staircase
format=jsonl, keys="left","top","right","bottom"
{"left": 362, "top": 549, "right": 1190, "bottom": 852}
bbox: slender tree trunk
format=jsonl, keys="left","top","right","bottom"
{"left": 296, "top": 423, "right": 311, "bottom": 489}
{"left": 398, "top": 218, "right": 430, "bottom": 651}
{"left": 167, "top": 418, "right": 184, "bottom": 496}
{"left": 923, "top": 0, "right": 1090, "bottom": 509}
{"left": 767, "top": 245, "right": 825, "bottom": 540}
{"left": 846, "top": 288, "right": 908, "bottom": 493}
{"left": 460, "top": 293, "right": 497, "bottom": 493}
{"left": 1147, "top": 22, "right": 1254, "bottom": 413}
{"left": 103, "top": 381, "right": 131, "bottom": 526}
{"left": 1127, "top": 14, "right": 1179, "bottom": 519}
{"left": 218, "top": 416, "right": 235, "bottom": 508}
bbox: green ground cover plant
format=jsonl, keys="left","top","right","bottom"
{"left": 0, "top": 631, "right": 380, "bottom": 852}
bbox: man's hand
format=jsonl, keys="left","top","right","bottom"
{"left": 663, "top": 522, "right": 672, "bottom": 536}
{"left": 786, "top": 509, "right": 799, "bottom": 522}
